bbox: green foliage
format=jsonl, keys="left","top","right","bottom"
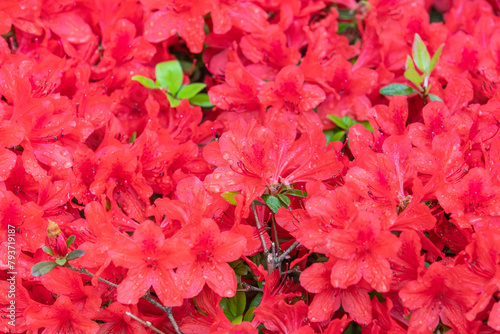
{"left": 31, "top": 261, "right": 58, "bottom": 276}
{"left": 325, "top": 114, "right": 373, "bottom": 145}
{"left": 261, "top": 194, "right": 287, "bottom": 213}
{"left": 66, "top": 249, "right": 85, "bottom": 261}
{"left": 132, "top": 59, "right": 214, "bottom": 108}
{"left": 380, "top": 33, "right": 444, "bottom": 101}
{"left": 222, "top": 191, "right": 240, "bottom": 205}
{"left": 220, "top": 288, "right": 246, "bottom": 321}
{"left": 379, "top": 83, "right": 419, "bottom": 96}
{"left": 66, "top": 235, "right": 76, "bottom": 248}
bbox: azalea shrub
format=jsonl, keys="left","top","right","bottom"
{"left": 2, "top": 0, "right": 500, "bottom": 333}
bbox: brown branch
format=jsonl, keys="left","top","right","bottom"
{"left": 126, "top": 312, "right": 166, "bottom": 334}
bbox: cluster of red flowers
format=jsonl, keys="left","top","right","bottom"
{"left": 1, "top": 0, "right": 500, "bottom": 333}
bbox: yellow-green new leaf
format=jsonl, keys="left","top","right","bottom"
{"left": 156, "top": 60, "right": 183, "bottom": 95}
{"left": 412, "top": 33, "right": 431, "bottom": 74}
{"left": 222, "top": 191, "right": 240, "bottom": 205}
{"left": 429, "top": 44, "right": 444, "bottom": 73}
{"left": 132, "top": 75, "right": 157, "bottom": 89}
{"left": 404, "top": 55, "right": 423, "bottom": 87}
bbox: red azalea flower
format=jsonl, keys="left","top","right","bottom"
{"left": 239, "top": 24, "right": 301, "bottom": 67}
{"left": 300, "top": 261, "right": 373, "bottom": 324}
{"left": 252, "top": 270, "right": 309, "bottom": 333}
{"left": 108, "top": 220, "right": 194, "bottom": 306}
{"left": 203, "top": 119, "right": 342, "bottom": 219}
{"left": 258, "top": 65, "right": 326, "bottom": 114}
{"left": 41, "top": 267, "right": 102, "bottom": 316}
{"left": 399, "top": 262, "right": 478, "bottom": 334}
{"left": 327, "top": 211, "right": 402, "bottom": 292}
{"left": 436, "top": 167, "right": 500, "bottom": 229}
{"left": 455, "top": 228, "right": 500, "bottom": 325}
{"left": 0, "top": 190, "right": 46, "bottom": 253}
{"left": 25, "top": 296, "right": 100, "bottom": 333}
{"left": 90, "top": 140, "right": 153, "bottom": 223}
{"left": 94, "top": 302, "right": 147, "bottom": 334}
{"left": 389, "top": 230, "right": 426, "bottom": 291}
{"left": 175, "top": 218, "right": 246, "bottom": 298}
{"left": 143, "top": 0, "right": 212, "bottom": 53}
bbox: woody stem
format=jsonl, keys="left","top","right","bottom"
{"left": 251, "top": 202, "right": 276, "bottom": 272}
{"left": 251, "top": 202, "right": 268, "bottom": 255}
{"left": 66, "top": 264, "right": 183, "bottom": 334}
{"left": 126, "top": 312, "right": 166, "bottom": 334}
{"left": 275, "top": 241, "right": 300, "bottom": 264}
{"left": 271, "top": 214, "right": 280, "bottom": 251}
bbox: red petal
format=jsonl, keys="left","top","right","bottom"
{"left": 488, "top": 301, "right": 500, "bottom": 331}
{"left": 204, "top": 262, "right": 237, "bottom": 298}
{"left": 341, "top": 287, "right": 373, "bottom": 325}
{"left": 330, "top": 259, "right": 362, "bottom": 289}
{"left": 152, "top": 267, "right": 183, "bottom": 307}
{"left": 178, "top": 13, "right": 205, "bottom": 54}
{"left": 308, "top": 289, "right": 341, "bottom": 322}
{"left": 0, "top": 147, "right": 16, "bottom": 181}
{"left": 176, "top": 262, "right": 205, "bottom": 299}
{"left": 362, "top": 256, "right": 393, "bottom": 292}
{"left": 213, "top": 231, "right": 246, "bottom": 263}
{"left": 144, "top": 11, "right": 178, "bottom": 43}
{"left": 46, "top": 11, "right": 93, "bottom": 44}
{"left": 117, "top": 267, "right": 154, "bottom": 305}
{"left": 0, "top": 120, "right": 24, "bottom": 147}
{"left": 300, "top": 262, "right": 332, "bottom": 293}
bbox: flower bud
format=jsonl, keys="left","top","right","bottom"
{"left": 46, "top": 220, "right": 68, "bottom": 258}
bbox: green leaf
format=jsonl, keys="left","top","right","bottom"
{"left": 429, "top": 44, "right": 444, "bottom": 73}
{"left": 31, "top": 261, "right": 58, "bottom": 276}
{"left": 66, "top": 249, "right": 85, "bottom": 261}
{"left": 283, "top": 189, "right": 308, "bottom": 198}
{"left": 42, "top": 246, "right": 54, "bottom": 256}
{"left": 359, "top": 121, "right": 374, "bottom": 132}
{"left": 327, "top": 114, "right": 347, "bottom": 129}
{"left": 131, "top": 75, "right": 157, "bottom": 89}
{"left": 261, "top": 194, "right": 286, "bottom": 213}
{"left": 243, "top": 306, "right": 257, "bottom": 322}
{"left": 428, "top": 94, "right": 443, "bottom": 102}
{"left": 129, "top": 132, "right": 137, "bottom": 143}
{"left": 55, "top": 258, "right": 67, "bottom": 266}
{"left": 412, "top": 33, "right": 431, "bottom": 74}
{"left": 248, "top": 293, "right": 263, "bottom": 308}
{"left": 166, "top": 93, "right": 181, "bottom": 108}
{"left": 277, "top": 193, "right": 291, "bottom": 207}
{"left": 331, "top": 130, "right": 346, "bottom": 142}
{"left": 66, "top": 235, "right": 76, "bottom": 248}
{"left": 379, "top": 84, "right": 419, "bottom": 96}
{"left": 222, "top": 191, "right": 239, "bottom": 205}
{"left": 189, "top": 93, "right": 214, "bottom": 108}
{"left": 231, "top": 315, "right": 243, "bottom": 325}
{"left": 342, "top": 115, "right": 357, "bottom": 128}
{"left": 176, "top": 83, "right": 206, "bottom": 100}
{"left": 155, "top": 60, "right": 183, "bottom": 94}
{"left": 404, "top": 55, "right": 423, "bottom": 87}
{"left": 228, "top": 291, "right": 246, "bottom": 318}
{"left": 252, "top": 199, "right": 266, "bottom": 206}
{"left": 323, "top": 129, "right": 336, "bottom": 144}
{"left": 219, "top": 298, "right": 234, "bottom": 320}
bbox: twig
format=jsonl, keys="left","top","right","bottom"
{"left": 275, "top": 241, "right": 300, "bottom": 264}
{"left": 251, "top": 202, "right": 268, "bottom": 254}
{"left": 237, "top": 282, "right": 263, "bottom": 292}
{"left": 67, "top": 264, "right": 183, "bottom": 334}
{"left": 271, "top": 214, "right": 280, "bottom": 251}
{"left": 143, "top": 292, "right": 183, "bottom": 334}
{"left": 126, "top": 312, "right": 166, "bottom": 334}
{"left": 66, "top": 264, "right": 118, "bottom": 288}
